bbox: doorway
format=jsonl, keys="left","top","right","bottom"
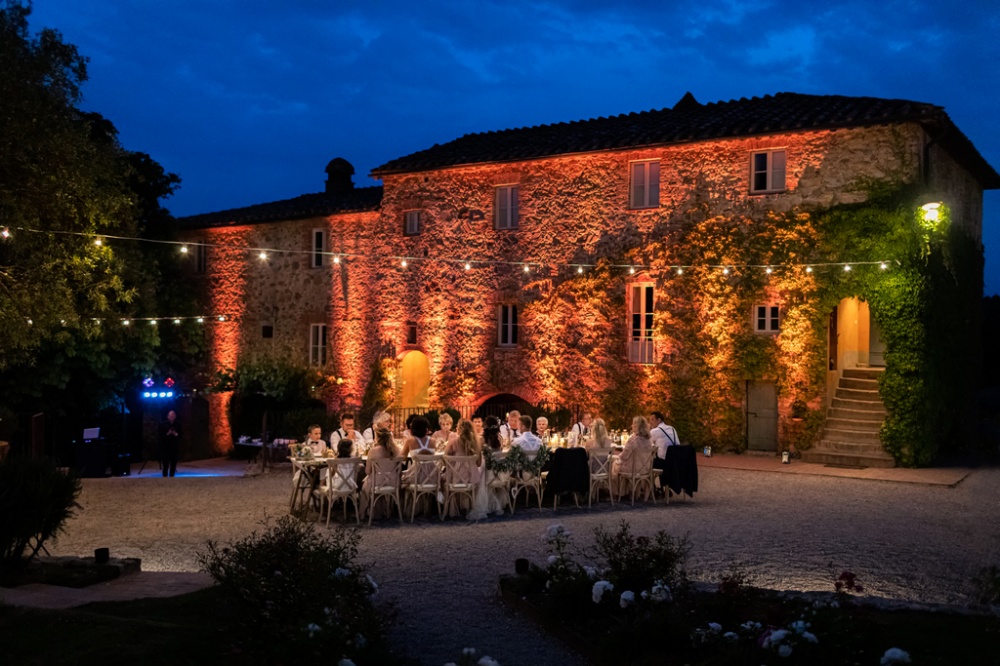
{"left": 399, "top": 350, "right": 430, "bottom": 409}
{"left": 746, "top": 380, "right": 778, "bottom": 451}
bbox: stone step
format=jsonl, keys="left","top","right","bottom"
{"left": 815, "top": 439, "right": 889, "bottom": 454}
{"left": 842, "top": 368, "right": 885, "bottom": 380}
{"left": 825, "top": 417, "right": 881, "bottom": 433}
{"left": 828, "top": 407, "right": 885, "bottom": 421}
{"left": 839, "top": 377, "right": 880, "bottom": 391}
{"left": 835, "top": 387, "right": 882, "bottom": 402}
{"left": 800, "top": 448, "right": 896, "bottom": 468}
{"left": 831, "top": 398, "right": 886, "bottom": 413}
{"left": 823, "top": 427, "right": 881, "bottom": 442}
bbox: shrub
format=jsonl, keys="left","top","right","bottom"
{"left": 198, "top": 516, "right": 393, "bottom": 664}
{"left": 0, "top": 456, "right": 82, "bottom": 571}
{"left": 591, "top": 519, "right": 690, "bottom": 595}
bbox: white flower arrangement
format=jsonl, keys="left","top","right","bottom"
{"left": 334, "top": 567, "right": 351, "bottom": 578}
{"left": 366, "top": 573, "right": 379, "bottom": 595}
{"left": 337, "top": 659, "right": 356, "bottom": 666}
{"left": 706, "top": 622, "right": 722, "bottom": 634}
{"left": 641, "top": 581, "right": 673, "bottom": 603}
{"left": 723, "top": 631, "right": 739, "bottom": 641}
{"left": 880, "top": 648, "right": 912, "bottom": 665}
{"left": 591, "top": 580, "right": 614, "bottom": 604}
{"left": 547, "top": 555, "right": 558, "bottom": 565}
{"left": 306, "top": 622, "right": 321, "bottom": 637}
{"left": 619, "top": 590, "right": 635, "bottom": 608}
{"left": 542, "top": 524, "right": 571, "bottom": 540}
{"left": 778, "top": 644, "right": 793, "bottom": 658}
{"left": 583, "top": 566, "right": 597, "bottom": 579}
{"left": 477, "top": 657, "right": 501, "bottom": 666}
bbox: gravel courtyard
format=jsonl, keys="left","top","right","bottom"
{"left": 46, "top": 463, "right": 1000, "bottom": 665}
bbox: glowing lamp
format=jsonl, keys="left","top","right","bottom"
{"left": 464, "top": 262, "right": 471, "bottom": 271}
{"left": 218, "top": 315, "right": 226, "bottom": 322}
{"left": 722, "top": 267, "right": 729, "bottom": 275}
{"left": 844, "top": 264, "right": 852, "bottom": 272}
{"left": 805, "top": 266, "right": 813, "bottom": 273}
{"left": 27, "top": 318, "right": 32, "bottom": 324}
{"left": 149, "top": 319, "right": 157, "bottom": 325}
{"left": 180, "top": 245, "right": 188, "bottom": 254}
{"left": 173, "top": 318, "right": 181, "bottom": 324}
{"left": 1, "top": 228, "right": 10, "bottom": 239}
{"left": 765, "top": 267, "right": 773, "bottom": 274}
{"left": 258, "top": 251, "right": 268, "bottom": 260}
{"left": 880, "top": 262, "right": 888, "bottom": 270}
{"left": 333, "top": 255, "right": 341, "bottom": 264}
{"left": 196, "top": 317, "right": 204, "bottom": 323}
{"left": 628, "top": 267, "right": 635, "bottom": 274}
{"left": 94, "top": 238, "right": 103, "bottom": 246}
{"left": 142, "top": 378, "right": 154, "bottom": 388}
{"left": 523, "top": 265, "right": 530, "bottom": 273}
{"left": 122, "top": 319, "right": 130, "bottom": 326}
{"left": 577, "top": 266, "right": 584, "bottom": 274}
{"left": 401, "top": 259, "right": 408, "bottom": 268}
{"left": 676, "top": 267, "right": 683, "bottom": 275}
{"left": 921, "top": 201, "right": 941, "bottom": 222}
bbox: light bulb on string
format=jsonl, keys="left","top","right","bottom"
{"left": 577, "top": 266, "right": 584, "bottom": 274}
{"left": 1, "top": 228, "right": 10, "bottom": 239}
{"left": 722, "top": 267, "right": 729, "bottom": 275}
{"left": 122, "top": 319, "right": 130, "bottom": 326}
{"left": 464, "top": 262, "right": 471, "bottom": 271}
{"left": 27, "top": 318, "right": 33, "bottom": 325}
{"left": 258, "top": 251, "right": 268, "bottom": 260}
{"left": 805, "top": 266, "right": 813, "bottom": 273}
{"left": 333, "top": 255, "right": 340, "bottom": 264}
{"left": 180, "top": 245, "right": 188, "bottom": 254}
{"left": 523, "top": 264, "right": 530, "bottom": 273}
{"left": 400, "top": 259, "right": 407, "bottom": 268}
{"left": 149, "top": 319, "right": 157, "bottom": 326}
{"left": 676, "top": 267, "right": 683, "bottom": 275}
{"left": 196, "top": 317, "right": 204, "bottom": 324}
{"left": 628, "top": 267, "right": 635, "bottom": 275}
{"left": 218, "top": 315, "right": 226, "bottom": 322}
{"left": 880, "top": 262, "right": 887, "bottom": 270}
{"left": 93, "top": 238, "right": 103, "bottom": 246}
{"left": 844, "top": 264, "right": 851, "bottom": 272}
{"left": 765, "top": 267, "right": 773, "bottom": 274}
{"left": 173, "top": 318, "right": 181, "bottom": 324}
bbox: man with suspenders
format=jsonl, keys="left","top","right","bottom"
{"left": 649, "top": 411, "right": 679, "bottom": 495}
{"left": 329, "top": 412, "right": 361, "bottom": 456}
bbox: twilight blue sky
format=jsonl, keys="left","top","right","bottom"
{"left": 28, "top": 0, "right": 1000, "bottom": 294}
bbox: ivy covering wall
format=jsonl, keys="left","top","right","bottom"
{"left": 515, "top": 185, "right": 982, "bottom": 466}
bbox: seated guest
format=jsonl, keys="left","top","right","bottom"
{"left": 362, "top": 411, "right": 392, "bottom": 449}
{"left": 588, "top": 418, "right": 614, "bottom": 451}
{"left": 649, "top": 411, "right": 680, "bottom": 459}
{"left": 569, "top": 411, "right": 593, "bottom": 445}
{"left": 499, "top": 410, "right": 521, "bottom": 443}
{"left": 359, "top": 428, "right": 397, "bottom": 520}
{"left": 401, "top": 413, "right": 418, "bottom": 440}
{"left": 330, "top": 412, "right": 362, "bottom": 455}
{"left": 303, "top": 424, "right": 327, "bottom": 456}
{"left": 612, "top": 415, "right": 654, "bottom": 495}
{"left": 471, "top": 416, "right": 484, "bottom": 440}
{"left": 431, "top": 412, "right": 459, "bottom": 450}
{"left": 331, "top": 437, "right": 358, "bottom": 493}
{"left": 512, "top": 415, "right": 542, "bottom": 452}
{"left": 482, "top": 415, "right": 503, "bottom": 451}
{"left": 445, "top": 418, "right": 482, "bottom": 463}
{"left": 400, "top": 416, "right": 435, "bottom": 457}
{"left": 535, "top": 416, "right": 551, "bottom": 441}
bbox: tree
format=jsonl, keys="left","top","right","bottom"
{"left": 0, "top": 2, "right": 201, "bottom": 443}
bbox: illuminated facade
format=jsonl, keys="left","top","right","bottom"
{"left": 179, "top": 93, "right": 998, "bottom": 462}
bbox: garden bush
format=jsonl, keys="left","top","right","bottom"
{"left": 198, "top": 516, "right": 393, "bottom": 664}
{"left": 0, "top": 455, "right": 82, "bottom": 573}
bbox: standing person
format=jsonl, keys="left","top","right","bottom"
{"left": 160, "top": 410, "right": 181, "bottom": 478}
{"left": 499, "top": 410, "right": 521, "bottom": 443}
{"left": 569, "top": 411, "right": 593, "bottom": 445}
{"left": 330, "top": 412, "right": 361, "bottom": 455}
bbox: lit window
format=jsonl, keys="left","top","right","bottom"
{"left": 194, "top": 242, "right": 207, "bottom": 274}
{"left": 404, "top": 210, "right": 422, "bottom": 236}
{"left": 629, "top": 160, "right": 660, "bottom": 209}
{"left": 311, "top": 229, "right": 327, "bottom": 267}
{"left": 497, "top": 304, "right": 518, "bottom": 346}
{"left": 309, "top": 323, "right": 327, "bottom": 365}
{"left": 628, "top": 284, "right": 655, "bottom": 363}
{"left": 495, "top": 186, "right": 519, "bottom": 230}
{"left": 753, "top": 304, "right": 780, "bottom": 333}
{"left": 406, "top": 321, "right": 418, "bottom": 345}
{"left": 750, "top": 150, "right": 786, "bottom": 194}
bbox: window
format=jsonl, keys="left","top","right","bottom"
{"left": 497, "top": 304, "right": 518, "bottom": 346}
{"left": 406, "top": 321, "right": 418, "bottom": 345}
{"left": 311, "top": 229, "right": 327, "bottom": 267}
{"left": 403, "top": 210, "right": 421, "bottom": 236}
{"left": 262, "top": 325, "right": 273, "bottom": 339}
{"left": 628, "top": 284, "right": 655, "bottom": 363}
{"left": 754, "top": 304, "right": 780, "bottom": 333}
{"left": 750, "top": 149, "right": 786, "bottom": 193}
{"left": 309, "top": 323, "right": 327, "bottom": 365}
{"left": 194, "top": 242, "right": 207, "bottom": 274}
{"left": 629, "top": 160, "right": 660, "bottom": 209}
{"left": 494, "top": 186, "right": 519, "bottom": 230}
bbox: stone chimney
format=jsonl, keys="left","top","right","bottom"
{"left": 325, "top": 157, "right": 355, "bottom": 194}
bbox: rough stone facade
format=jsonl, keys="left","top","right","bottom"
{"left": 179, "top": 116, "right": 988, "bottom": 453}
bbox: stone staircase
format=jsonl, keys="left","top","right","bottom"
{"left": 801, "top": 368, "right": 895, "bottom": 468}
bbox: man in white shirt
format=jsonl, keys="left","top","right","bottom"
{"left": 512, "top": 415, "right": 542, "bottom": 452}
{"left": 499, "top": 410, "right": 521, "bottom": 442}
{"left": 362, "top": 411, "right": 391, "bottom": 446}
{"left": 330, "top": 412, "right": 361, "bottom": 455}
{"left": 569, "top": 412, "right": 593, "bottom": 445}
{"left": 649, "top": 411, "right": 680, "bottom": 459}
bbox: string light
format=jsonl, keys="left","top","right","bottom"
{"left": 258, "top": 251, "right": 268, "bottom": 260}
{"left": 196, "top": 317, "right": 204, "bottom": 323}
{"left": 765, "top": 267, "right": 773, "bottom": 274}
{"left": 806, "top": 266, "right": 813, "bottom": 273}
{"left": 93, "top": 238, "right": 103, "bottom": 246}
{"left": 122, "top": 319, "right": 130, "bottom": 326}
{"left": 180, "top": 245, "right": 188, "bottom": 254}
{"left": 149, "top": 319, "right": 157, "bottom": 326}
{"left": 844, "top": 264, "right": 852, "bottom": 272}
{"left": 576, "top": 266, "right": 584, "bottom": 274}
{"left": 722, "top": 267, "right": 729, "bottom": 275}
{"left": 464, "top": 262, "right": 471, "bottom": 271}
{"left": 173, "top": 318, "right": 181, "bottom": 324}
{"left": 1, "top": 228, "right": 10, "bottom": 239}
{"left": 629, "top": 267, "right": 635, "bottom": 274}
{"left": 218, "top": 315, "right": 226, "bottom": 322}
{"left": 880, "top": 262, "right": 887, "bottom": 270}
{"left": 400, "top": 259, "right": 407, "bottom": 268}
{"left": 333, "top": 255, "right": 340, "bottom": 264}
{"left": 523, "top": 265, "right": 530, "bottom": 273}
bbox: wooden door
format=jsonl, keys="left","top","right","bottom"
{"left": 747, "top": 381, "right": 778, "bottom": 451}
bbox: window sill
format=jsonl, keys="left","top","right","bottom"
{"left": 748, "top": 189, "right": 787, "bottom": 196}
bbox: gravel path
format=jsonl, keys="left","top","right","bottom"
{"left": 47, "top": 464, "right": 1000, "bottom": 666}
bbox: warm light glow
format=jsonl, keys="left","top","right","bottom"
{"left": 149, "top": 319, "right": 157, "bottom": 325}
{"left": 122, "top": 319, "right": 130, "bottom": 326}
{"left": 26, "top": 318, "right": 32, "bottom": 325}
{"left": 258, "top": 251, "right": 268, "bottom": 260}
{"left": 676, "top": 267, "right": 683, "bottom": 275}
{"left": 805, "top": 266, "right": 813, "bottom": 273}
{"left": 765, "top": 267, "right": 773, "bottom": 274}
{"left": 722, "top": 267, "right": 729, "bottom": 275}
{"left": 844, "top": 264, "right": 851, "bottom": 272}
{"left": 628, "top": 267, "right": 635, "bottom": 274}
{"left": 333, "top": 255, "right": 340, "bottom": 264}
{"left": 465, "top": 262, "right": 471, "bottom": 271}
{"left": 218, "top": 315, "right": 226, "bottom": 322}
{"left": 173, "top": 318, "right": 181, "bottom": 324}
{"left": 196, "top": 317, "right": 204, "bottom": 323}
{"left": 880, "top": 262, "right": 887, "bottom": 270}
{"left": 577, "top": 266, "right": 584, "bottom": 274}
{"left": 93, "top": 238, "right": 103, "bottom": 246}
{"left": 921, "top": 201, "right": 942, "bottom": 222}
{"left": 401, "top": 259, "right": 407, "bottom": 268}
{"left": 180, "top": 245, "right": 188, "bottom": 253}
{"left": 523, "top": 264, "right": 530, "bottom": 273}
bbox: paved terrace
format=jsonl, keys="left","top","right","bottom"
{"left": 2, "top": 455, "right": 997, "bottom": 665}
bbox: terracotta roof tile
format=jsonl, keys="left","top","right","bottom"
{"left": 373, "top": 92, "right": 999, "bottom": 188}
{"left": 177, "top": 186, "right": 382, "bottom": 230}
